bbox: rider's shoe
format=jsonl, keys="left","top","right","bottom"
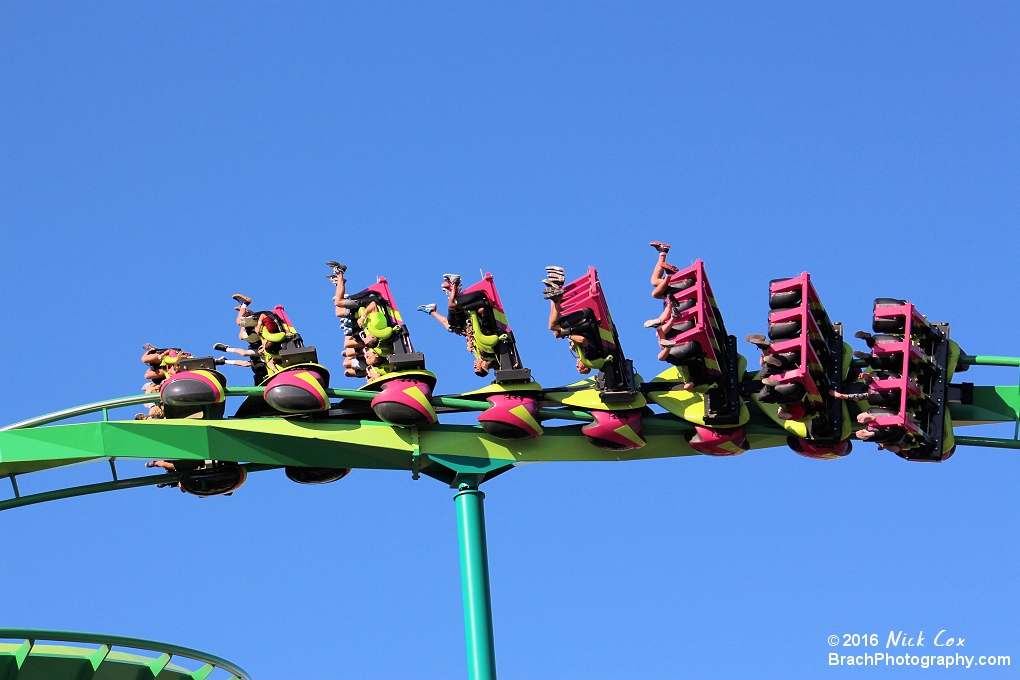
{"left": 543, "top": 285, "right": 564, "bottom": 300}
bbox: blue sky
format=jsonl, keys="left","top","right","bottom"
{"left": 2, "top": 2, "right": 1018, "bottom": 678}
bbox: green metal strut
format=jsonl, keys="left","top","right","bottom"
{"left": 455, "top": 483, "right": 498, "bottom": 680}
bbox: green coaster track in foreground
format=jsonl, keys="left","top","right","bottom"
{"left": 2, "top": 355, "right": 1018, "bottom": 680}
{"left": 0, "top": 628, "right": 250, "bottom": 680}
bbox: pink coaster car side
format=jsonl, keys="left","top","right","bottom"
{"left": 160, "top": 369, "right": 227, "bottom": 407}
{"left": 688, "top": 425, "right": 749, "bottom": 456}
{"left": 370, "top": 378, "right": 438, "bottom": 427}
{"left": 788, "top": 437, "right": 852, "bottom": 460}
{"left": 263, "top": 365, "right": 330, "bottom": 414}
{"left": 477, "top": 394, "right": 543, "bottom": 440}
{"left": 581, "top": 410, "right": 646, "bottom": 451}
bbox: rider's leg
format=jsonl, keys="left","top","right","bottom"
{"left": 432, "top": 309, "right": 450, "bottom": 329}
{"left": 330, "top": 269, "right": 351, "bottom": 318}
{"left": 651, "top": 263, "right": 679, "bottom": 299}
{"left": 650, "top": 250, "right": 669, "bottom": 288}
{"left": 548, "top": 298, "right": 567, "bottom": 336}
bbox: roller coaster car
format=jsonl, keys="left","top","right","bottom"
{"left": 349, "top": 277, "right": 427, "bottom": 372}
{"left": 640, "top": 261, "right": 749, "bottom": 455}
{"left": 454, "top": 274, "right": 532, "bottom": 383}
{"left": 756, "top": 273, "right": 851, "bottom": 459}
{"left": 651, "top": 260, "right": 744, "bottom": 427}
{"left": 559, "top": 267, "right": 638, "bottom": 402}
{"left": 241, "top": 308, "right": 329, "bottom": 415}
{"left": 348, "top": 277, "right": 438, "bottom": 426}
{"left": 159, "top": 357, "right": 228, "bottom": 419}
{"left": 439, "top": 274, "right": 543, "bottom": 439}
{"left": 859, "top": 299, "right": 958, "bottom": 462}
{"left": 233, "top": 306, "right": 330, "bottom": 416}
{"left": 176, "top": 461, "right": 247, "bottom": 497}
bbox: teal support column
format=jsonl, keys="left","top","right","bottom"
{"left": 455, "top": 483, "right": 497, "bottom": 680}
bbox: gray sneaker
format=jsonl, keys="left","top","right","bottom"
{"left": 545, "top": 266, "right": 565, "bottom": 284}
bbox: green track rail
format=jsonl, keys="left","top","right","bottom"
{"left": 0, "top": 628, "right": 250, "bottom": 680}
{"left": 0, "top": 355, "right": 1016, "bottom": 513}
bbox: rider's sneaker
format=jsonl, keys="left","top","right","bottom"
{"left": 443, "top": 273, "right": 461, "bottom": 286}
{"left": 213, "top": 343, "right": 229, "bottom": 351}
{"left": 543, "top": 285, "right": 564, "bottom": 300}
{"left": 650, "top": 241, "right": 671, "bottom": 253}
{"left": 232, "top": 294, "right": 252, "bottom": 305}
{"left": 418, "top": 303, "right": 437, "bottom": 314}
{"left": 326, "top": 261, "right": 348, "bottom": 275}
{"left": 545, "top": 266, "right": 565, "bottom": 283}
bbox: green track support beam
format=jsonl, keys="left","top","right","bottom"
{"left": 455, "top": 484, "right": 497, "bottom": 680}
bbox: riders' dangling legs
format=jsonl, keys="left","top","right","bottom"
{"left": 141, "top": 345, "right": 163, "bottom": 367}
{"left": 144, "top": 366, "right": 165, "bottom": 383}
{"left": 342, "top": 347, "right": 362, "bottom": 377}
{"left": 548, "top": 297, "right": 568, "bottom": 338}
{"left": 327, "top": 262, "right": 357, "bottom": 318}
{"left": 443, "top": 274, "right": 461, "bottom": 312}
{"left": 418, "top": 303, "right": 450, "bottom": 330}
{"left": 649, "top": 242, "right": 679, "bottom": 299}
{"left": 544, "top": 266, "right": 568, "bottom": 335}
{"left": 645, "top": 300, "right": 676, "bottom": 331}
{"left": 234, "top": 295, "right": 258, "bottom": 342}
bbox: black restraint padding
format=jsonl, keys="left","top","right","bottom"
{"left": 454, "top": 290, "right": 490, "bottom": 311}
